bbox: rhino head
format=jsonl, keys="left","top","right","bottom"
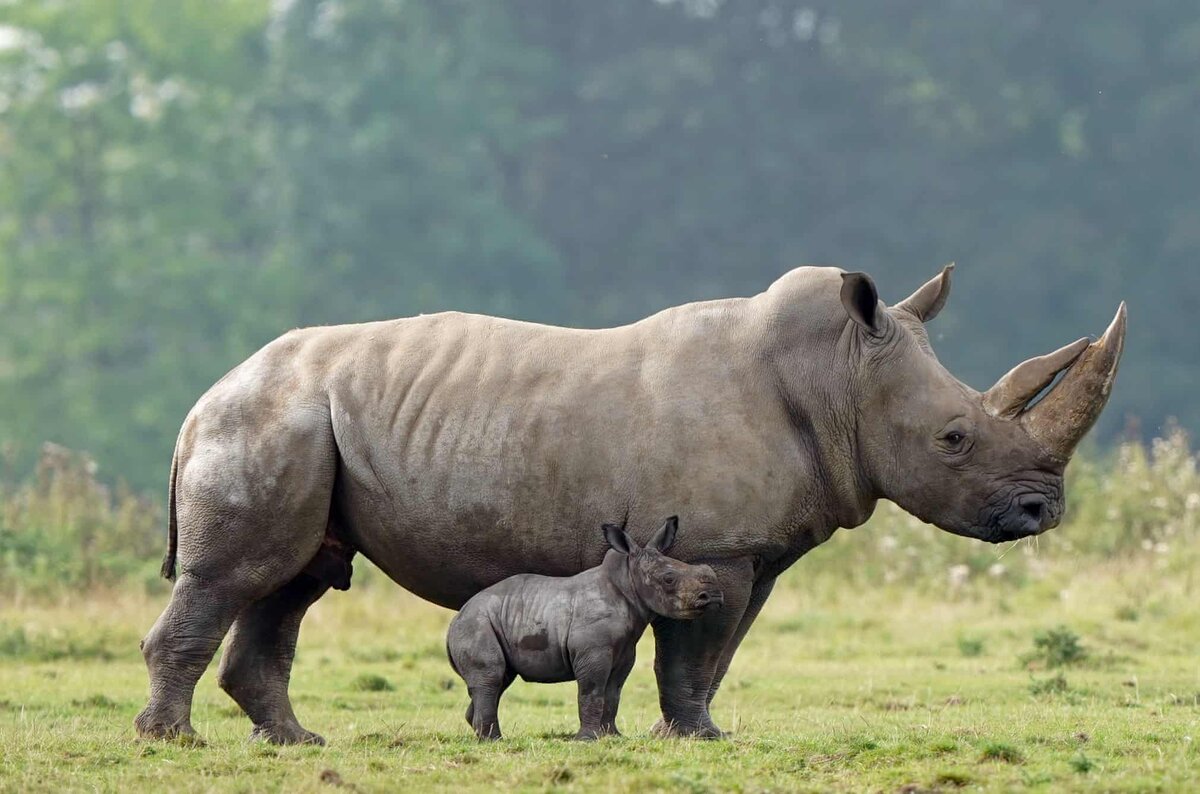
{"left": 838, "top": 265, "right": 1125, "bottom": 543}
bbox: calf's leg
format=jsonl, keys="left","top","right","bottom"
{"left": 599, "top": 652, "right": 636, "bottom": 736}
{"left": 572, "top": 648, "right": 614, "bottom": 741}
{"left": 448, "top": 617, "right": 512, "bottom": 740}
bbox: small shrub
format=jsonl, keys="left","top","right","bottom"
{"left": 1115, "top": 605, "right": 1139, "bottom": 622}
{"left": 930, "top": 738, "right": 958, "bottom": 754}
{"left": 957, "top": 636, "right": 985, "bottom": 657}
{"left": 72, "top": 694, "right": 119, "bottom": 710}
{"left": 1023, "top": 626, "right": 1087, "bottom": 669}
{"left": 980, "top": 741, "right": 1024, "bottom": 763}
{"left": 1070, "top": 752, "right": 1095, "bottom": 774}
{"left": 350, "top": 673, "right": 394, "bottom": 692}
{"left": 1029, "top": 673, "right": 1069, "bottom": 696}
{"left": 935, "top": 769, "right": 972, "bottom": 787}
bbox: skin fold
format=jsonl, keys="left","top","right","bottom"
{"left": 134, "top": 264, "right": 1125, "bottom": 743}
{"left": 447, "top": 517, "right": 723, "bottom": 741}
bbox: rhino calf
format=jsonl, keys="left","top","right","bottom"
{"left": 446, "top": 516, "right": 723, "bottom": 740}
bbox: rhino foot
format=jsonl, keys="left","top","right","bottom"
{"left": 249, "top": 723, "right": 326, "bottom": 746}
{"left": 651, "top": 718, "right": 725, "bottom": 740}
{"left": 134, "top": 712, "right": 206, "bottom": 746}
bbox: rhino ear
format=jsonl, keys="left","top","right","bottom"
{"left": 896, "top": 263, "right": 954, "bottom": 323}
{"left": 602, "top": 523, "right": 638, "bottom": 556}
{"left": 840, "top": 272, "right": 883, "bottom": 334}
{"left": 647, "top": 516, "right": 679, "bottom": 553}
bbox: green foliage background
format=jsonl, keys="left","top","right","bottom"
{"left": 0, "top": 0, "right": 1193, "bottom": 490}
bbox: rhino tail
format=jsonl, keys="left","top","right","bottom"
{"left": 160, "top": 450, "right": 179, "bottom": 581}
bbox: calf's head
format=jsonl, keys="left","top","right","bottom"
{"left": 602, "top": 517, "right": 723, "bottom": 618}
{"left": 840, "top": 265, "right": 1125, "bottom": 543}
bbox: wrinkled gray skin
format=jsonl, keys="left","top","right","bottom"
{"left": 447, "top": 517, "right": 723, "bottom": 741}
{"left": 135, "top": 265, "right": 1125, "bottom": 744}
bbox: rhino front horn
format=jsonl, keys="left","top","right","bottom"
{"left": 1017, "top": 302, "right": 1127, "bottom": 460}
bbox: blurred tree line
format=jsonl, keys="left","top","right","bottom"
{"left": 0, "top": 0, "right": 1192, "bottom": 491}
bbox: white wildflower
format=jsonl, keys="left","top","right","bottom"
{"left": 60, "top": 82, "right": 101, "bottom": 112}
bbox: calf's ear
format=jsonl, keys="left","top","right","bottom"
{"left": 602, "top": 523, "right": 638, "bottom": 555}
{"left": 648, "top": 516, "right": 679, "bottom": 553}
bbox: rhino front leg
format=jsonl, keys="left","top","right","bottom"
{"left": 706, "top": 575, "right": 776, "bottom": 707}
{"left": 651, "top": 557, "right": 754, "bottom": 738}
{"left": 217, "top": 573, "right": 330, "bottom": 745}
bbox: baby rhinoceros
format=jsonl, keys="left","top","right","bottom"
{"left": 446, "top": 516, "right": 723, "bottom": 740}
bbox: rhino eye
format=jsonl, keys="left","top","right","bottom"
{"left": 945, "top": 431, "right": 965, "bottom": 446}
{"left": 662, "top": 573, "right": 677, "bottom": 587}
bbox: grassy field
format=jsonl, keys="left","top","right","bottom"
{"left": 2, "top": 548, "right": 1198, "bottom": 793}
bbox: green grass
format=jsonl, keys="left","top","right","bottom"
{"left": 2, "top": 554, "right": 1199, "bottom": 793}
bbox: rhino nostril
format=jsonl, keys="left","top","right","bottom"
{"left": 1017, "top": 498, "right": 1046, "bottom": 522}
{"left": 1017, "top": 494, "right": 1051, "bottom": 529}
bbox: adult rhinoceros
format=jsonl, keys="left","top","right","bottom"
{"left": 135, "top": 265, "right": 1125, "bottom": 744}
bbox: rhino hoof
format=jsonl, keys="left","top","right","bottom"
{"left": 250, "top": 723, "right": 326, "bottom": 746}
{"left": 651, "top": 718, "right": 726, "bottom": 740}
{"left": 134, "top": 714, "right": 206, "bottom": 746}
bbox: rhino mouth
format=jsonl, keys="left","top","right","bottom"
{"left": 963, "top": 481, "right": 1065, "bottom": 544}
{"left": 681, "top": 591, "right": 724, "bottom": 616}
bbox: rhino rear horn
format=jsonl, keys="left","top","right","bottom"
{"left": 1016, "top": 302, "right": 1128, "bottom": 459}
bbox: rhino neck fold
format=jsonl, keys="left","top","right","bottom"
{"left": 768, "top": 344, "right": 880, "bottom": 541}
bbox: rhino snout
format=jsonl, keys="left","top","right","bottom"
{"left": 692, "top": 588, "right": 724, "bottom": 611}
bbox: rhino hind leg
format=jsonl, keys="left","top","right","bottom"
{"left": 135, "top": 571, "right": 257, "bottom": 744}
{"left": 136, "top": 408, "right": 337, "bottom": 745}
{"left": 217, "top": 572, "right": 332, "bottom": 745}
